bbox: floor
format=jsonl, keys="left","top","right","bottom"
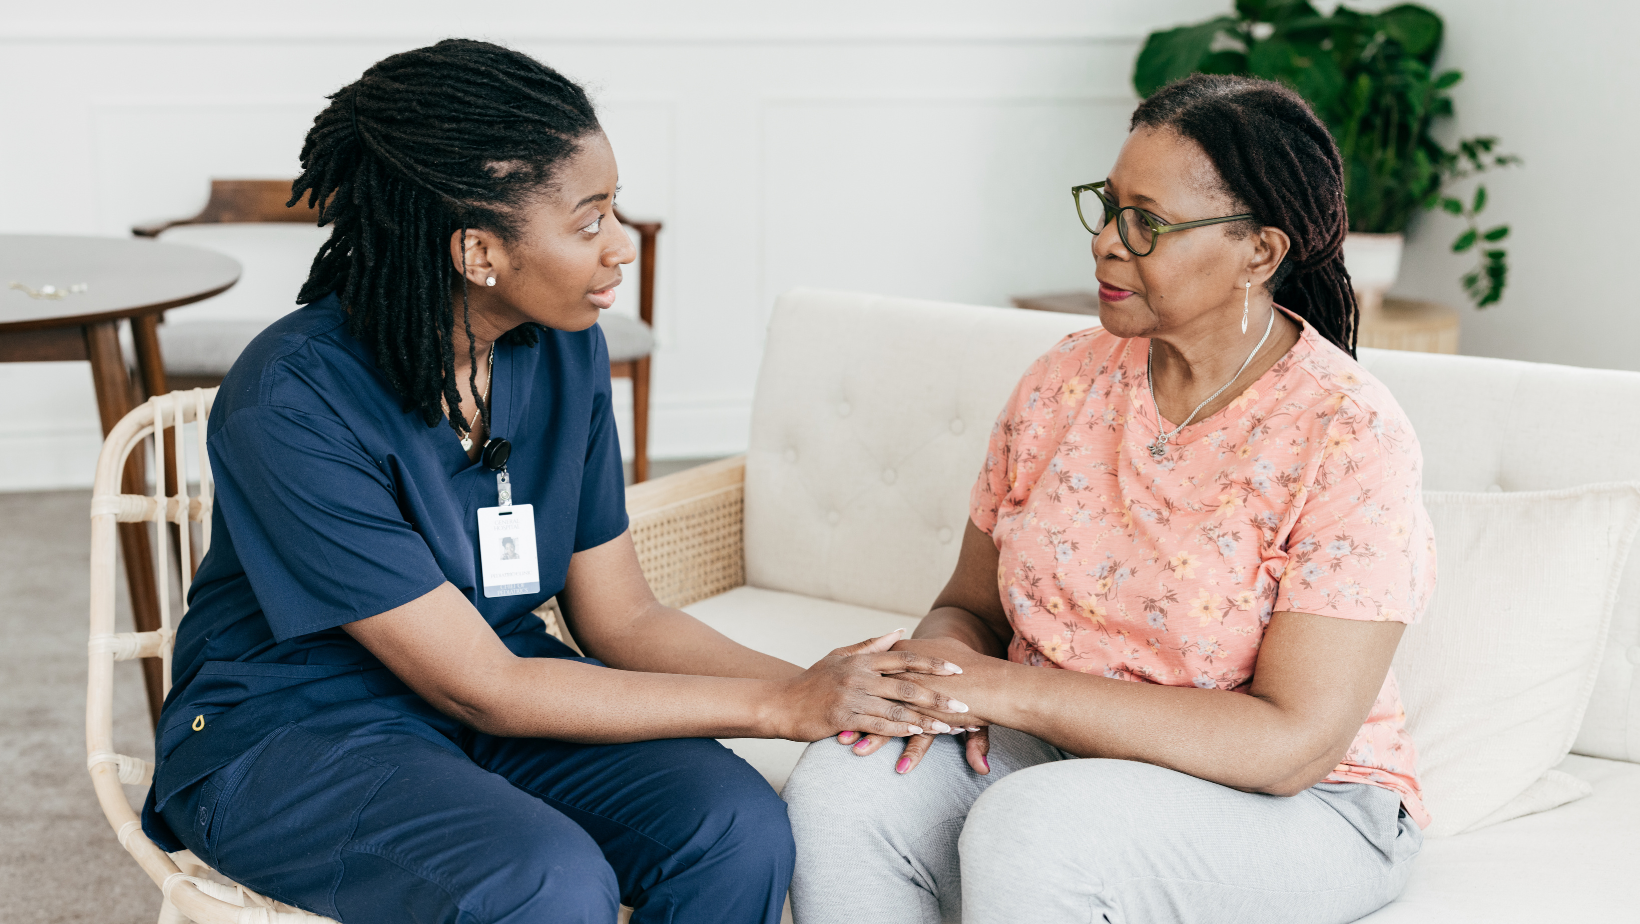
{"left": 0, "top": 457, "right": 717, "bottom": 923}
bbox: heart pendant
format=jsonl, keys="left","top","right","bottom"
{"left": 460, "top": 436, "right": 473, "bottom": 452}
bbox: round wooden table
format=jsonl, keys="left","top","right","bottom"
{"left": 2, "top": 234, "right": 240, "bottom": 724}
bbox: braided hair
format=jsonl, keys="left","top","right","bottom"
{"left": 291, "top": 38, "right": 601, "bottom": 430}
{"left": 1132, "top": 74, "right": 1358, "bottom": 357}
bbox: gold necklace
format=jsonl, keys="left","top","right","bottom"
{"left": 451, "top": 343, "right": 496, "bottom": 452}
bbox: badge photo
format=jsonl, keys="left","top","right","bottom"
{"left": 477, "top": 504, "right": 540, "bottom": 597}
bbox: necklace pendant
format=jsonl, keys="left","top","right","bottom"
{"left": 460, "top": 436, "right": 473, "bottom": 452}
{"left": 1149, "top": 439, "right": 1167, "bottom": 460}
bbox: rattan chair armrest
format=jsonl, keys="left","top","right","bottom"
{"left": 625, "top": 455, "right": 747, "bottom": 609}
{"left": 626, "top": 454, "right": 745, "bottom": 517}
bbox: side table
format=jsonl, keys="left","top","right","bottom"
{"left": 1011, "top": 290, "right": 1460, "bottom": 355}
{"left": 1358, "top": 297, "right": 1460, "bottom": 354}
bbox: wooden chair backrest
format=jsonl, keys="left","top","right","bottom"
{"left": 133, "top": 179, "right": 321, "bottom": 238}
{"left": 85, "top": 387, "right": 335, "bottom": 923}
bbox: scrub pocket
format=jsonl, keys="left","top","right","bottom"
{"left": 191, "top": 723, "right": 394, "bottom": 918}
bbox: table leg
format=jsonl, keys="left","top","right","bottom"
{"left": 131, "top": 315, "right": 196, "bottom": 570}
{"left": 84, "top": 320, "right": 166, "bottom": 729}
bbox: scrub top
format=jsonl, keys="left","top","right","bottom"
{"left": 141, "top": 293, "right": 629, "bottom": 850}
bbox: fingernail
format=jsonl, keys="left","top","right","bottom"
{"left": 967, "top": 726, "right": 981, "bottom": 732}
{"left": 896, "top": 757, "right": 911, "bottom": 774}
{"left": 946, "top": 663, "right": 963, "bottom": 674}
{"left": 906, "top": 726, "right": 922, "bottom": 736}
{"left": 980, "top": 755, "right": 990, "bottom": 772}
{"left": 931, "top": 721, "right": 951, "bottom": 734}
{"left": 837, "top": 731, "right": 857, "bottom": 744}
{"left": 948, "top": 700, "right": 969, "bottom": 713}
{"left": 854, "top": 740, "right": 871, "bottom": 752}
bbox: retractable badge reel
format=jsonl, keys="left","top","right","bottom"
{"left": 475, "top": 438, "right": 539, "bottom": 597}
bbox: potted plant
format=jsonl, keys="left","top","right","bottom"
{"left": 1133, "top": 1, "right": 1519, "bottom": 310}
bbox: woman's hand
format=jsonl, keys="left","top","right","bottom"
{"left": 838, "top": 724, "right": 992, "bottom": 775}
{"left": 837, "top": 636, "right": 1013, "bottom": 774}
{"left": 764, "top": 630, "right": 973, "bottom": 742}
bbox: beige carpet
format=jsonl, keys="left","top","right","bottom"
{"left": 0, "top": 458, "right": 716, "bottom": 922}
{"left": 1, "top": 489, "right": 156, "bottom": 924}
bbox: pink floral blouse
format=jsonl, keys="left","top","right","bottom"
{"left": 971, "top": 311, "right": 1437, "bottom": 827}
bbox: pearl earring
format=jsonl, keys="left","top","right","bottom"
{"left": 485, "top": 276, "right": 496, "bottom": 287}
{"left": 1241, "top": 281, "right": 1251, "bottom": 334}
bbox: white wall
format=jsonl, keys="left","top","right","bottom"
{"left": 1387, "top": 0, "right": 1640, "bottom": 373}
{"left": 1, "top": 0, "right": 1632, "bottom": 491}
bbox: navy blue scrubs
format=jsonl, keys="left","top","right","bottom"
{"left": 141, "top": 295, "right": 793, "bottom": 924}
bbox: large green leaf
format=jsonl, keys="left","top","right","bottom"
{"left": 1248, "top": 36, "right": 1345, "bottom": 113}
{"left": 1134, "top": 17, "right": 1240, "bottom": 97}
{"left": 1379, "top": 4, "right": 1444, "bottom": 60}
{"left": 1197, "top": 50, "right": 1251, "bottom": 75}
{"left": 1236, "top": 0, "right": 1320, "bottom": 24}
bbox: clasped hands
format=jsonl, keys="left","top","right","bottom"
{"left": 778, "top": 631, "right": 1000, "bottom": 777}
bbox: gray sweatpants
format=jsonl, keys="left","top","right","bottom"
{"left": 783, "top": 726, "right": 1421, "bottom": 924}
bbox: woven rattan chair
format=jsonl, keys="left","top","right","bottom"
{"left": 88, "top": 386, "right": 336, "bottom": 924}
{"left": 86, "top": 387, "right": 735, "bottom": 921}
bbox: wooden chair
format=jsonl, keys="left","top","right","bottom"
{"left": 87, "top": 386, "right": 337, "bottom": 923}
{"left": 134, "top": 179, "right": 661, "bottom": 481}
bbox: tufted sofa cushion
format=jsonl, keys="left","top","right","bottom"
{"left": 744, "top": 289, "right": 1090, "bottom": 617}
{"left": 1356, "top": 349, "right": 1640, "bottom": 763}
{"left": 745, "top": 289, "right": 1640, "bottom": 763}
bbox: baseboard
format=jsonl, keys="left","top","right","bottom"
{"left": 0, "top": 423, "right": 105, "bottom": 492}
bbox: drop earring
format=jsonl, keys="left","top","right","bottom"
{"left": 1241, "top": 281, "right": 1251, "bottom": 334}
{"left": 485, "top": 276, "right": 496, "bottom": 287}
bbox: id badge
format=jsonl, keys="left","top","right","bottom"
{"left": 477, "top": 504, "right": 540, "bottom": 597}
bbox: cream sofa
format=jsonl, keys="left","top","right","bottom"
{"left": 618, "top": 289, "right": 1640, "bottom": 922}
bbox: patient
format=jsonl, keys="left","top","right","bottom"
{"left": 783, "top": 74, "right": 1437, "bottom": 924}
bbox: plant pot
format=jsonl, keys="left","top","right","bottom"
{"left": 1342, "top": 232, "right": 1404, "bottom": 319}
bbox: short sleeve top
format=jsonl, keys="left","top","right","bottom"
{"left": 147, "top": 294, "right": 627, "bottom": 820}
{"left": 971, "top": 311, "right": 1438, "bottom": 827}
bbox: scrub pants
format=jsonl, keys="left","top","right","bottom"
{"left": 160, "top": 701, "right": 795, "bottom": 924}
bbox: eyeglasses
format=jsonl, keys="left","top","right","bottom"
{"left": 1071, "top": 181, "right": 1253, "bottom": 257}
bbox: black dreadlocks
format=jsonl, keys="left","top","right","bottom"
{"left": 1132, "top": 74, "right": 1359, "bottom": 357}
{"left": 291, "top": 38, "right": 601, "bottom": 430}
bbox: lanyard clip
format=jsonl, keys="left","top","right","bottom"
{"left": 482, "top": 438, "right": 514, "bottom": 507}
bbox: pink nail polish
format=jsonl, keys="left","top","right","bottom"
{"left": 980, "top": 755, "right": 990, "bottom": 772}
{"left": 854, "top": 740, "right": 871, "bottom": 752}
{"left": 896, "top": 757, "right": 911, "bottom": 773}
{"left": 838, "top": 731, "right": 856, "bottom": 744}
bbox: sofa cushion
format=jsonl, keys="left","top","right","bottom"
{"left": 1396, "top": 485, "right": 1640, "bottom": 835}
{"left": 744, "top": 290, "right": 1090, "bottom": 617}
{"left": 1356, "top": 754, "right": 1640, "bottom": 922}
{"left": 1358, "top": 349, "right": 1640, "bottom": 763}
{"left": 684, "top": 585, "right": 914, "bottom": 790}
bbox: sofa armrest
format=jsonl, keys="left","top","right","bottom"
{"left": 625, "top": 455, "right": 747, "bottom": 608}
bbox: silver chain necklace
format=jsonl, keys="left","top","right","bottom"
{"left": 1145, "top": 306, "right": 1275, "bottom": 460}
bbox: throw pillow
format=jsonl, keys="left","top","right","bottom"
{"left": 1393, "top": 483, "right": 1640, "bottom": 837}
